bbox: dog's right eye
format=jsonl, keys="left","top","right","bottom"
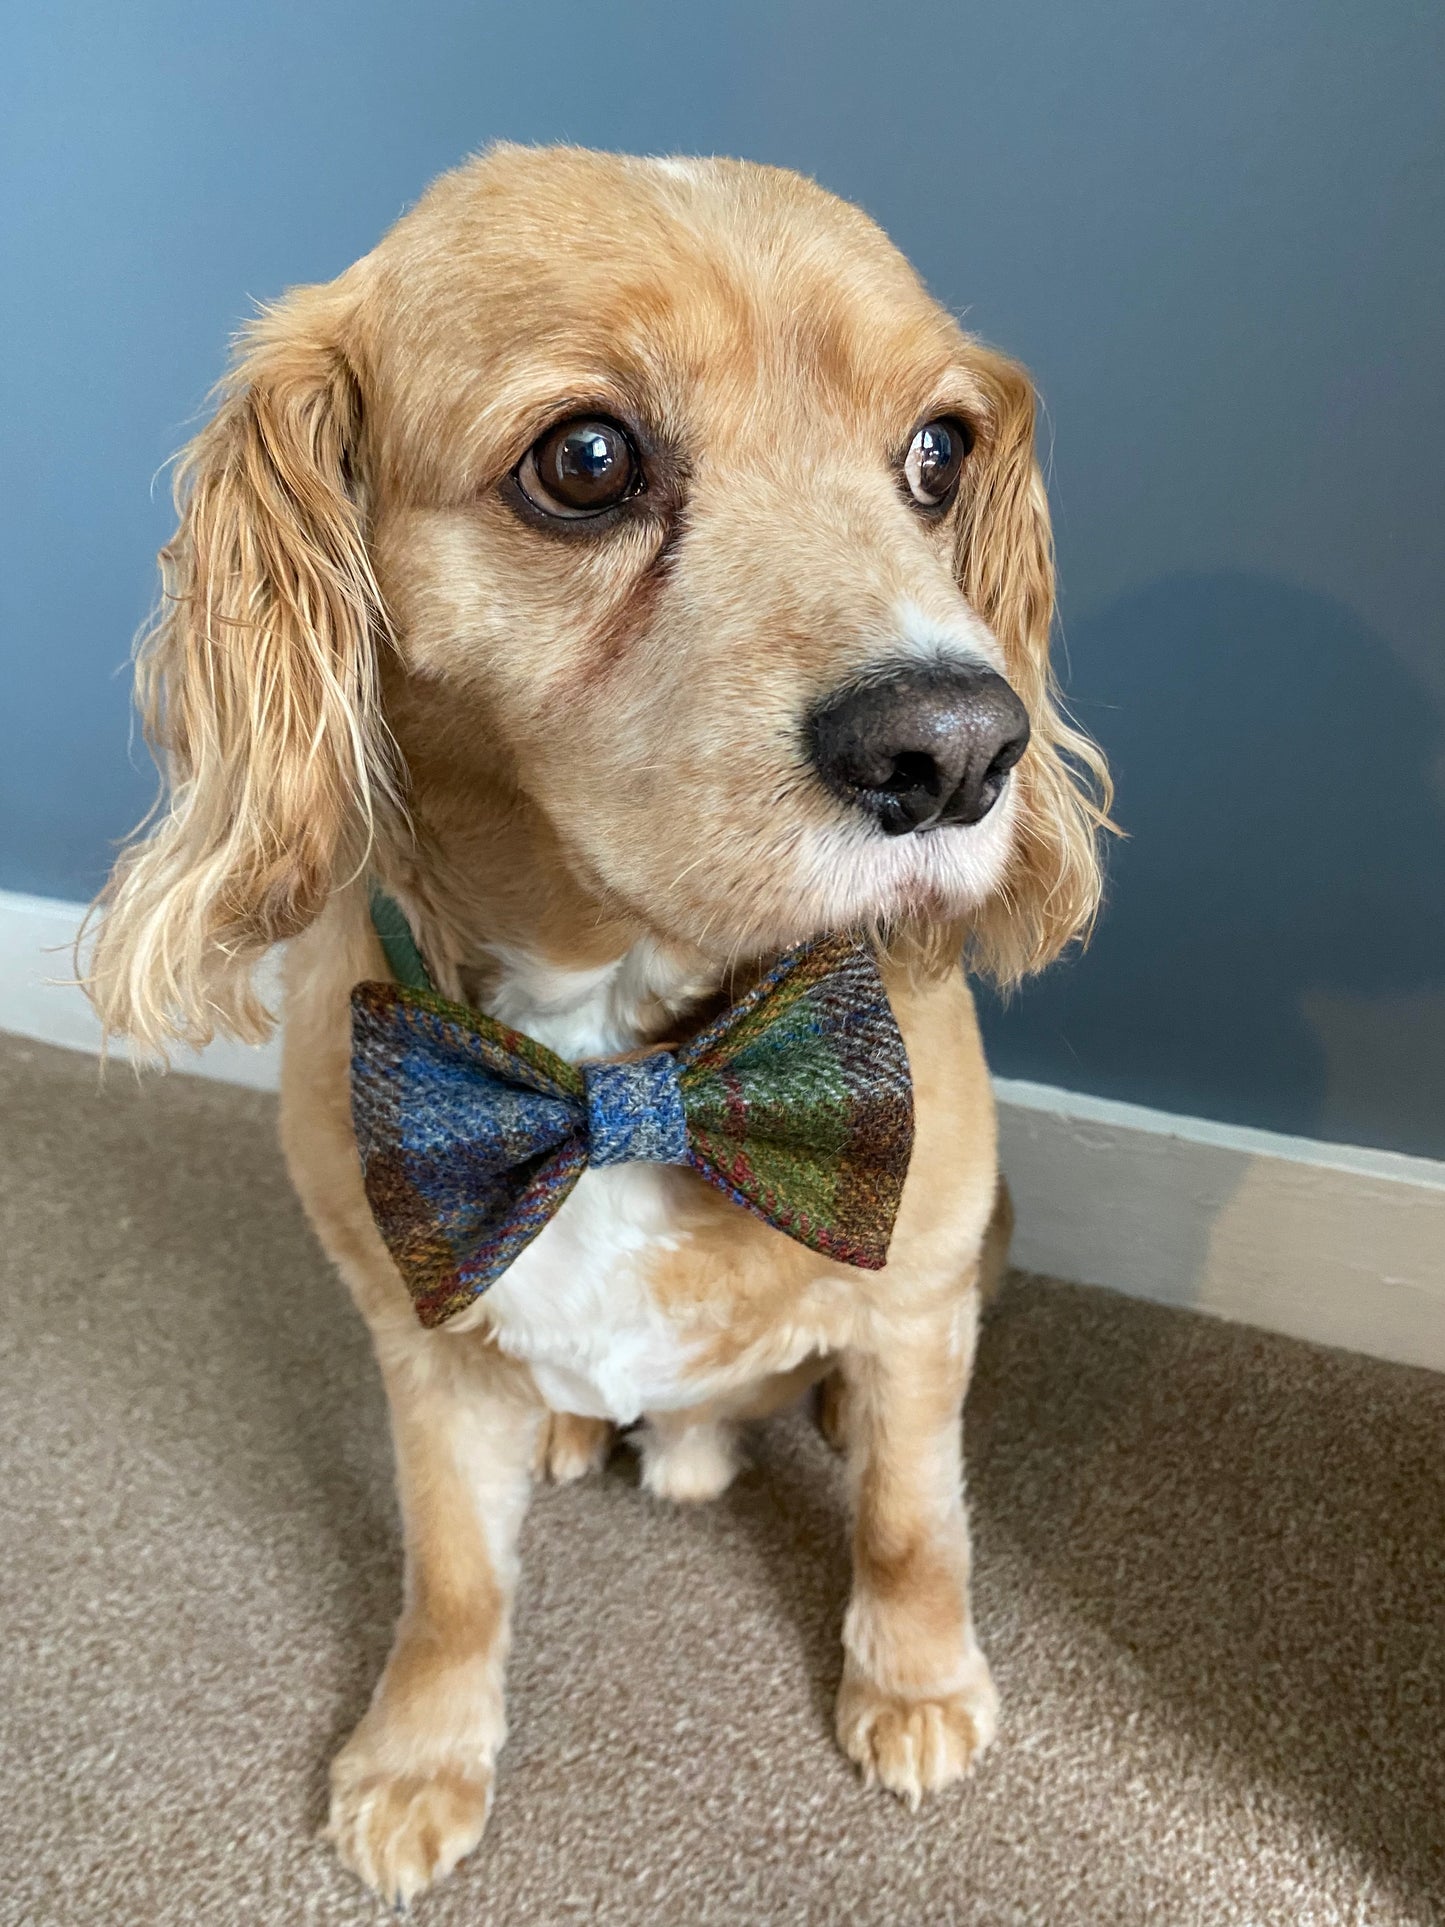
{"left": 515, "top": 417, "right": 643, "bottom": 518}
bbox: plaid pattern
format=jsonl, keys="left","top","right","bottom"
{"left": 583, "top": 1055, "right": 689, "bottom": 1166}
{"left": 351, "top": 932, "right": 914, "bottom": 1329}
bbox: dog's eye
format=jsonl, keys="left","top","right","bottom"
{"left": 903, "top": 418, "right": 972, "bottom": 509}
{"left": 515, "top": 417, "right": 642, "bottom": 518}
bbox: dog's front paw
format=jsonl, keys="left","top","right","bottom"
{"left": 328, "top": 1757, "right": 493, "bottom": 1906}
{"left": 638, "top": 1416, "right": 742, "bottom": 1503}
{"left": 836, "top": 1657, "right": 998, "bottom": 1809}
{"left": 536, "top": 1410, "right": 613, "bottom": 1485}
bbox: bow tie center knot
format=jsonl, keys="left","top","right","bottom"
{"left": 582, "top": 1053, "right": 690, "bottom": 1169}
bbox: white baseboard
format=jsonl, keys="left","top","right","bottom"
{"left": 4, "top": 888, "right": 1442, "bottom": 1371}
{"left": 996, "top": 1080, "right": 1445, "bottom": 1373}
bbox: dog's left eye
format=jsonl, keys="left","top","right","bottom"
{"left": 515, "top": 417, "right": 643, "bottom": 518}
{"left": 903, "top": 418, "right": 972, "bottom": 509}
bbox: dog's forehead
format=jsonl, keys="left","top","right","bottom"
{"left": 357, "top": 147, "right": 970, "bottom": 490}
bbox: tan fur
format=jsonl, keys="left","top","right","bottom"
{"left": 87, "top": 145, "right": 1109, "bottom": 1903}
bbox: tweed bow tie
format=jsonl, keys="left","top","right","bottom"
{"left": 351, "top": 895, "right": 915, "bottom": 1328}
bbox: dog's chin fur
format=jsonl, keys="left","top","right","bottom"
{"left": 85, "top": 144, "right": 1110, "bottom": 1904}
{"left": 793, "top": 786, "right": 1019, "bottom": 944}
{"left": 640, "top": 778, "right": 1020, "bottom": 965}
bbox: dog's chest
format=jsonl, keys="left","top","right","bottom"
{"left": 465, "top": 944, "right": 721, "bottom": 1423}
{"left": 482, "top": 1163, "right": 701, "bottom": 1422}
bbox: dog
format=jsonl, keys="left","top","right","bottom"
{"left": 89, "top": 145, "right": 1110, "bottom": 1905}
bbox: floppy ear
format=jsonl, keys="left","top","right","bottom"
{"left": 89, "top": 275, "right": 400, "bottom": 1052}
{"left": 954, "top": 347, "right": 1113, "bottom": 986}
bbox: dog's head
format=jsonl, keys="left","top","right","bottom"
{"left": 92, "top": 146, "right": 1110, "bottom": 1047}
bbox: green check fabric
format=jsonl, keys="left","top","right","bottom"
{"left": 350, "top": 895, "right": 915, "bottom": 1328}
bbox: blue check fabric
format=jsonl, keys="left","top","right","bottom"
{"left": 350, "top": 896, "right": 915, "bottom": 1329}
{"left": 583, "top": 1056, "right": 689, "bottom": 1167}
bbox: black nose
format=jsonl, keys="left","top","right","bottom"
{"left": 807, "top": 663, "right": 1031, "bottom": 835}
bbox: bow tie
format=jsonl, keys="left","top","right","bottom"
{"left": 350, "top": 895, "right": 915, "bottom": 1328}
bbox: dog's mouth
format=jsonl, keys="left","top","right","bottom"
{"left": 653, "top": 766, "right": 1022, "bottom": 969}
{"left": 758, "top": 660, "right": 1030, "bottom": 946}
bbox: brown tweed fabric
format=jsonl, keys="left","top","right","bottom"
{"left": 1, "top": 1030, "right": 1441, "bottom": 1927}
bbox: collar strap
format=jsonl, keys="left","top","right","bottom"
{"left": 369, "top": 884, "right": 434, "bottom": 993}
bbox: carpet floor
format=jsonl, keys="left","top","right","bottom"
{"left": 0, "top": 1029, "right": 1441, "bottom": 1927}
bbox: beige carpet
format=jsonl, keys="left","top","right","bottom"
{"left": 1, "top": 1030, "right": 1441, "bottom": 1927}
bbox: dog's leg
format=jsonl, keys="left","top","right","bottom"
{"left": 816, "top": 1367, "right": 852, "bottom": 1452}
{"left": 834, "top": 1283, "right": 997, "bottom": 1807}
{"left": 328, "top": 1332, "right": 542, "bottom": 1906}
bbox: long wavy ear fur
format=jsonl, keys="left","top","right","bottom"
{"left": 87, "top": 275, "right": 399, "bottom": 1052}
{"left": 955, "top": 347, "right": 1114, "bottom": 987}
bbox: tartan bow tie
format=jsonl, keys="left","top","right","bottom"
{"left": 350, "top": 894, "right": 915, "bottom": 1329}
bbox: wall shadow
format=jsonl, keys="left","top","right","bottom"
{"left": 980, "top": 570, "right": 1445, "bottom": 1159}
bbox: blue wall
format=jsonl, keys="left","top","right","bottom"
{"left": 4, "top": 1, "right": 1443, "bottom": 1156}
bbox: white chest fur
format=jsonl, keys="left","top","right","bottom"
{"left": 459, "top": 939, "right": 714, "bottom": 1423}
{"left": 482, "top": 1163, "right": 697, "bottom": 1421}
